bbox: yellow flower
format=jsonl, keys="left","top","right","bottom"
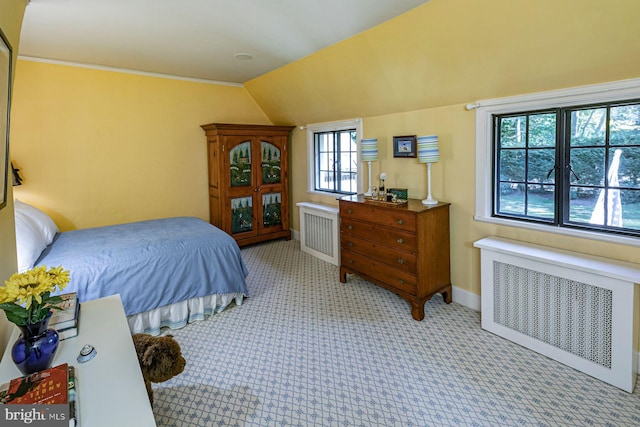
{"left": 1, "top": 265, "right": 71, "bottom": 325}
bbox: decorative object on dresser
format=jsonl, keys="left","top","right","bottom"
{"left": 360, "top": 138, "right": 378, "bottom": 197}
{"left": 417, "top": 135, "right": 440, "bottom": 205}
{"left": 339, "top": 195, "right": 451, "bottom": 320}
{"left": 201, "top": 123, "right": 295, "bottom": 246}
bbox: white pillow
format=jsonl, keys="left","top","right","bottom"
{"left": 14, "top": 200, "right": 59, "bottom": 245}
{"left": 14, "top": 211, "right": 49, "bottom": 272}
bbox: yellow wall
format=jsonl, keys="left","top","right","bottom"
{"left": 246, "top": 0, "right": 640, "bottom": 300}
{"left": 0, "top": 0, "right": 27, "bottom": 354}
{"left": 11, "top": 60, "right": 271, "bottom": 230}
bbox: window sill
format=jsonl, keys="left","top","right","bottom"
{"left": 474, "top": 215, "right": 640, "bottom": 248}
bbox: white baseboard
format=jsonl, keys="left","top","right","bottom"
{"left": 452, "top": 285, "right": 481, "bottom": 312}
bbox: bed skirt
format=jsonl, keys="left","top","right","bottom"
{"left": 127, "top": 293, "right": 245, "bottom": 336}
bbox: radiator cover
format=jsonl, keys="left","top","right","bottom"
{"left": 297, "top": 202, "right": 339, "bottom": 266}
{"left": 474, "top": 237, "right": 639, "bottom": 392}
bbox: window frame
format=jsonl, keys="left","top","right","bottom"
{"left": 306, "top": 119, "right": 363, "bottom": 196}
{"left": 475, "top": 78, "right": 640, "bottom": 247}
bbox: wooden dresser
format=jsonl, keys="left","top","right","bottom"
{"left": 339, "top": 195, "right": 451, "bottom": 320}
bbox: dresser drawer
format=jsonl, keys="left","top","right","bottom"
{"left": 340, "top": 218, "right": 416, "bottom": 251}
{"left": 341, "top": 234, "right": 417, "bottom": 273}
{"left": 340, "top": 201, "right": 416, "bottom": 231}
{"left": 341, "top": 249, "right": 417, "bottom": 294}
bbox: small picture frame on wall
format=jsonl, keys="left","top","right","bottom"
{"left": 393, "top": 135, "right": 417, "bottom": 158}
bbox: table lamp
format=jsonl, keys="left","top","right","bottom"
{"left": 361, "top": 138, "right": 378, "bottom": 196}
{"left": 417, "top": 135, "right": 439, "bottom": 205}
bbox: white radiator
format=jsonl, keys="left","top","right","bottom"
{"left": 297, "top": 202, "right": 340, "bottom": 266}
{"left": 474, "top": 237, "right": 640, "bottom": 392}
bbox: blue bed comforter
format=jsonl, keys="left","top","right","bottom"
{"left": 35, "top": 217, "right": 249, "bottom": 316}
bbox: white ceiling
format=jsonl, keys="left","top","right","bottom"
{"left": 18, "top": 0, "right": 429, "bottom": 84}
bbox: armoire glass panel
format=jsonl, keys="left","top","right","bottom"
{"left": 261, "top": 141, "right": 281, "bottom": 185}
{"left": 230, "top": 141, "right": 252, "bottom": 187}
{"left": 262, "top": 192, "right": 282, "bottom": 227}
{"left": 231, "top": 196, "right": 253, "bottom": 234}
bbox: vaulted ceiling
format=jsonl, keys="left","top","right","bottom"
{"left": 19, "top": 0, "right": 429, "bottom": 83}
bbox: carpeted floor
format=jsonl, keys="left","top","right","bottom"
{"left": 152, "top": 239, "right": 640, "bottom": 427}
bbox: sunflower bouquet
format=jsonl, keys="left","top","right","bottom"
{"left": 0, "top": 266, "right": 70, "bottom": 326}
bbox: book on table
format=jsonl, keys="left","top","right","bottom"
{"left": 0, "top": 363, "right": 68, "bottom": 404}
{"left": 68, "top": 365, "right": 79, "bottom": 427}
{"left": 0, "top": 363, "right": 80, "bottom": 426}
{"left": 50, "top": 292, "right": 80, "bottom": 340}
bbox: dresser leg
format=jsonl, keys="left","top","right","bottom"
{"left": 441, "top": 284, "right": 453, "bottom": 304}
{"left": 339, "top": 267, "right": 347, "bottom": 283}
{"left": 410, "top": 301, "right": 425, "bottom": 321}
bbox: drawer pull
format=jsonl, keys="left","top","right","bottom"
{"left": 347, "top": 209, "right": 353, "bottom": 214}
{"left": 398, "top": 279, "right": 405, "bottom": 284}
{"left": 347, "top": 242, "right": 354, "bottom": 247}
{"left": 397, "top": 258, "right": 406, "bottom": 265}
{"left": 396, "top": 238, "right": 404, "bottom": 244}
{"left": 397, "top": 219, "right": 405, "bottom": 225}
{"left": 347, "top": 225, "right": 353, "bottom": 230}
{"left": 348, "top": 259, "right": 354, "bottom": 264}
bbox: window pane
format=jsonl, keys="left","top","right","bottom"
{"left": 500, "top": 116, "right": 527, "bottom": 148}
{"left": 318, "top": 171, "right": 332, "bottom": 191}
{"left": 570, "top": 147, "right": 605, "bottom": 186}
{"left": 498, "top": 183, "right": 525, "bottom": 215}
{"left": 339, "top": 131, "right": 355, "bottom": 151}
{"left": 568, "top": 187, "right": 598, "bottom": 224}
{"left": 527, "top": 184, "right": 554, "bottom": 220}
{"left": 529, "top": 113, "right": 556, "bottom": 148}
{"left": 619, "top": 189, "right": 640, "bottom": 231}
{"left": 499, "top": 149, "right": 525, "bottom": 181}
{"left": 527, "top": 149, "right": 556, "bottom": 184}
{"left": 610, "top": 104, "right": 640, "bottom": 146}
{"left": 617, "top": 147, "right": 640, "bottom": 189}
{"left": 570, "top": 108, "right": 607, "bottom": 146}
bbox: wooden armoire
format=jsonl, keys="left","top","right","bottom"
{"left": 201, "top": 123, "right": 295, "bottom": 246}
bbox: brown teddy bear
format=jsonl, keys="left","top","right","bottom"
{"left": 132, "top": 333, "right": 186, "bottom": 406}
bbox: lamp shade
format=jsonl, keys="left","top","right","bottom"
{"left": 417, "top": 135, "right": 439, "bottom": 163}
{"left": 361, "top": 138, "right": 378, "bottom": 161}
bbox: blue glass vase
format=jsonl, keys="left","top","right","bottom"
{"left": 11, "top": 312, "right": 59, "bottom": 375}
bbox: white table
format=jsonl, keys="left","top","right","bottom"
{"left": 0, "top": 294, "right": 156, "bottom": 426}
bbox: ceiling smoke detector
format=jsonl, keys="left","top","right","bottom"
{"left": 233, "top": 53, "right": 253, "bottom": 61}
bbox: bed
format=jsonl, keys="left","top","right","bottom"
{"left": 14, "top": 200, "right": 249, "bottom": 335}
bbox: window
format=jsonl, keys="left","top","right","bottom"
{"left": 494, "top": 101, "right": 640, "bottom": 236}
{"left": 306, "top": 119, "right": 363, "bottom": 196}
{"left": 314, "top": 129, "right": 357, "bottom": 194}
{"left": 476, "top": 79, "right": 640, "bottom": 246}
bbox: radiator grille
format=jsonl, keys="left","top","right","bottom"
{"left": 303, "top": 212, "right": 334, "bottom": 258}
{"left": 493, "top": 261, "right": 613, "bottom": 368}
{"left": 298, "top": 203, "right": 339, "bottom": 265}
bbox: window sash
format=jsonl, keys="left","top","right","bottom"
{"left": 493, "top": 100, "right": 640, "bottom": 238}
{"left": 313, "top": 129, "right": 357, "bottom": 194}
